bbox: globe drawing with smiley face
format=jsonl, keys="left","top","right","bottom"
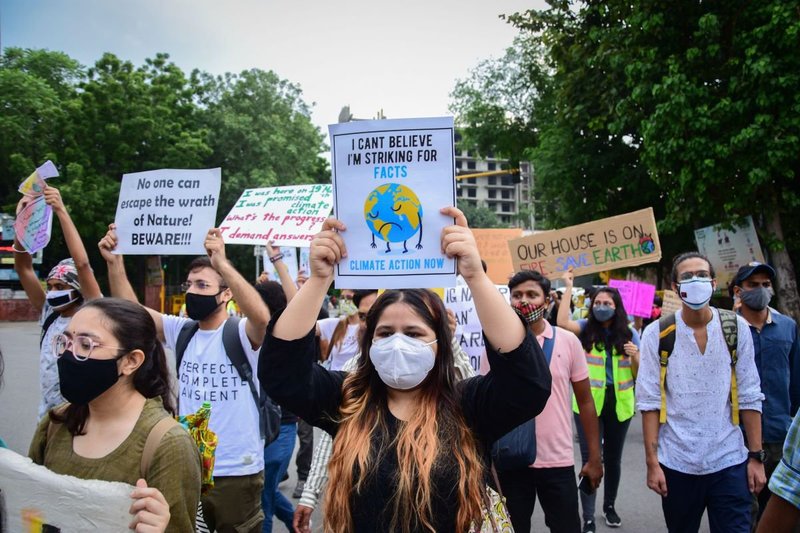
{"left": 364, "top": 183, "right": 424, "bottom": 253}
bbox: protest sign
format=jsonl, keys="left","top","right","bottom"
{"left": 114, "top": 168, "right": 221, "bottom": 255}
{"left": 661, "top": 289, "right": 682, "bottom": 316}
{"left": 608, "top": 279, "right": 656, "bottom": 318}
{"left": 444, "top": 283, "right": 510, "bottom": 373}
{"left": 18, "top": 160, "right": 58, "bottom": 196}
{"left": 220, "top": 184, "right": 333, "bottom": 247}
{"left": 693, "top": 216, "right": 765, "bottom": 290}
{"left": 13, "top": 195, "right": 53, "bottom": 254}
{"left": 264, "top": 246, "right": 299, "bottom": 282}
{"left": 0, "top": 448, "right": 133, "bottom": 532}
{"left": 472, "top": 228, "right": 523, "bottom": 284}
{"left": 329, "top": 117, "right": 457, "bottom": 289}
{"left": 299, "top": 247, "right": 311, "bottom": 275}
{"left": 509, "top": 208, "right": 661, "bottom": 280}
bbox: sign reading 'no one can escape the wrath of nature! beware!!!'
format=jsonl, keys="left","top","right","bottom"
{"left": 508, "top": 208, "right": 662, "bottom": 280}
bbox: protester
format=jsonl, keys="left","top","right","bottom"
{"left": 558, "top": 271, "right": 640, "bottom": 531}
{"left": 494, "top": 269, "right": 602, "bottom": 533}
{"left": 13, "top": 188, "right": 103, "bottom": 418}
{"left": 730, "top": 261, "right": 800, "bottom": 521}
{"left": 100, "top": 224, "right": 270, "bottom": 532}
{"left": 293, "top": 296, "right": 474, "bottom": 533}
{"left": 261, "top": 209, "right": 551, "bottom": 532}
{"left": 318, "top": 289, "right": 367, "bottom": 369}
{"left": 756, "top": 410, "right": 800, "bottom": 533}
{"left": 636, "top": 252, "right": 765, "bottom": 533}
{"left": 28, "top": 298, "right": 202, "bottom": 533}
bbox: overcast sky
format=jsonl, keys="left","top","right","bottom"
{"left": 2, "top": 0, "right": 546, "bottom": 139}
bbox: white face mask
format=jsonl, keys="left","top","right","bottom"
{"left": 369, "top": 333, "right": 436, "bottom": 390}
{"left": 46, "top": 289, "right": 79, "bottom": 310}
{"left": 678, "top": 277, "right": 713, "bottom": 310}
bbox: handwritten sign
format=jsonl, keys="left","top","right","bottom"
{"left": 509, "top": 208, "right": 661, "bottom": 280}
{"left": 0, "top": 448, "right": 133, "bottom": 532}
{"left": 608, "top": 279, "right": 656, "bottom": 318}
{"left": 473, "top": 228, "right": 523, "bottom": 284}
{"left": 693, "top": 216, "right": 765, "bottom": 290}
{"left": 220, "top": 184, "right": 333, "bottom": 247}
{"left": 13, "top": 195, "right": 53, "bottom": 253}
{"left": 18, "top": 160, "right": 58, "bottom": 195}
{"left": 330, "top": 117, "right": 457, "bottom": 289}
{"left": 661, "top": 289, "right": 682, "bottom": 317}
{"left": 114, "top": 168, "right": 221, "bottom": 255}
{"left": 444, "top": 283, "right": 510, "bottom": 372}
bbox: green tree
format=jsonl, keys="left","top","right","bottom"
{"left": 457, "top": 202, "right": 504, "bottom": 228}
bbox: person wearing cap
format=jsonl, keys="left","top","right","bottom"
{"left": 731, "top": 261, "right": 800, "bottom": 520}
{"left": 13, "top": 187, "right": 102, "bottom": 419}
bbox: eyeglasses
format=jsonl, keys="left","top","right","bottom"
{"left": 53, "top": 334, "right": 125, "bottom": 361}
{"left": 678, "top": 271, "right": 712, "bottom": 282}
{"left": 181, "top": 280, "right": 226, "bottom": 292}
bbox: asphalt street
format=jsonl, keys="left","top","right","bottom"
{"left": 0, "top": 320, "right": 708, "bottom": 532}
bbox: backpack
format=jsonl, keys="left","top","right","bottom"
{"left": 40, "top": 310, "right": 61, "bottom": 348}
{"left": 657, "top": 308, "right": 739, "bottom": 425}
{"left": 174, "top": 317, "right": 282, "bottom": 446}
{"left": 491, "top": 328, "right": 556, "bottom": 471}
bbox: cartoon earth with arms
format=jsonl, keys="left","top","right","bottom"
{"left": 364, "top": 183, "right": 423, "bottom": 253}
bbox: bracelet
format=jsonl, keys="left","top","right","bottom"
{"left": 11, "top": 244, "right": 28, "bottom": 254}
{"left": 269, "top": 253, "right": 284, "bottom": 264}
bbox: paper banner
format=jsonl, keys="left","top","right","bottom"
{"left": 661, "top": 290, "right": 682, "bottom": 317}
{"left": 330, "top": 117, "right": 457, "bottom": 289}
{"left": 0, "top": 448, "right": 134, "bottom": 532}
{"left": 264, "top": 247, "right": 299, "bottom": 282}
{"left": 608, "top": 279, "right": 656, "bottom": 318}
{"left": 13, "top": 195, "right": 53, "bottom": 253}
{"left": 114, "top": 168, "right": 221, "bottom": 255}
{"left": 509, "top": 208, "right": 662, "bottom": 280}
{"left": 444, "top": 283, "right": 510, "bottom": 372}
{"left": 473, "top": 228, "right": 523, "bottom": 284}
{"left": 220, "top": 184, "right": 333, "bottom": 247}
{"left": 693, "top": 215, "right": 765, "bottom": 291}
{"left": 18, "top": 160, "right": 59, "bottom": 196}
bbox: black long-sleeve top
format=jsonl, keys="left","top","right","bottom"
{"left": 259, "top": 311, "right": 551, "bottom": 532}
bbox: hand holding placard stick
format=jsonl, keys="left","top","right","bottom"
{"left": 508, "top": 208, "right": 662, "bottom": 280}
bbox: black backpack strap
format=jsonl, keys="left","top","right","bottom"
{"left": 175, "top": 320, "right": 200, "bottom": 374}
{"left": 40, "top": 310, "right": 61, "bottom": 348}
{"left": 657, "top": 314, "right": 677, "bottom": 424}
{"left": 221, "top": 317, "right": 269, "bottom": 439}
{"left": 717, "top": 308, "right": 740, "bottom": 424}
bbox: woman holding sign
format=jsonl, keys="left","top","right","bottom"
{"left": 259, "top": 207, "right": 552, "bottom": 532}
{"left": 558, "top": 269, "right": 640, "bottom": 532}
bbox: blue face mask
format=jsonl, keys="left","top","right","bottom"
{"left": 592, "top": 305, "right": 615, "bottom": 323}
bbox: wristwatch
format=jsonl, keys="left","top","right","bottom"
{"left": 748, "top": 450, "right": 767, "bottom": 463}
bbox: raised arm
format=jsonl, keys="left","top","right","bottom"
{"left": 13, "top": 197, "right": 46, "bottom": 312}
{"left": 440, "top": 206, "right": 523, "bottom": 353}
{"left": 44, "top": 186, "right": 102, "bottom": 300}
{"left": 266, "top": 241, "right": 298, "bottom": 302}
{"left": 205, "top": 229, "right": 269, "bottom": 348}
{"left": 556, "top": 267, "right": 582, "bottom": 336}
{"left": 98, "top": 223, "right": 165, "bottom": 343}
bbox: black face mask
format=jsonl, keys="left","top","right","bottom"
{"left": 185, "top": 291, "right": 224, "bottom": 321}
{"left": 57, "top": 350, "right": 123, "bottom": 405}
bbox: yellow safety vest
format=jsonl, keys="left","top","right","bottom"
{"left": 572, "top": 343, "right": 635, "bottom": 422}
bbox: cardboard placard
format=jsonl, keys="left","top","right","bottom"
{"left": 114, "top": 168, "right": 221, "bottom": 255}
{"left": 693, "top": 216, "right": 765, "bottom": 290}
{"left": 509, "top": 208, "right": 661, "bottom": 280}
{"left": 220, "top": 184, "right": 333, "bottom": 247}
{"left": 661, "top": 289, "right": 682, "bottom": 317}
{"left": 608, "top": 279, "right": 656, "bottom": 318}
{"left": 329, "top": 117, "right": 457, "bottom": 289}
{"left": 472, "top": 228, "right": 523, "bottom": 284}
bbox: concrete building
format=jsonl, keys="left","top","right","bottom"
{"left": 454, "top": 132, "right": 532, "bottom": 228}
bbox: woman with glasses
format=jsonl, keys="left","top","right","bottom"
{"left": 28, "top": 298, "right": 201, "bottom": 533}
{"left": 260, "top": 209, "right": 552, "bottom": 532}
{"left": 557, "top": 268, "right": 640, "bottom": 532}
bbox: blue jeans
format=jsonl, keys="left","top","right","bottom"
{"left": 261, "top": 422, "right": 297, "bottom": 532}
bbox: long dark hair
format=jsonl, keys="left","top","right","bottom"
{"left": 579, "top": 287, "right": 632, "bottom": 355}
{"left": 324, "top": 289, "right": 485, "bottom": 533}
{"left": 50, "top": 298, "right": 175, "bottom": 435}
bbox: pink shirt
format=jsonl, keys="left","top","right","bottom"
{"left": 532, "top": 323, "right": 589, "bottom": 468}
